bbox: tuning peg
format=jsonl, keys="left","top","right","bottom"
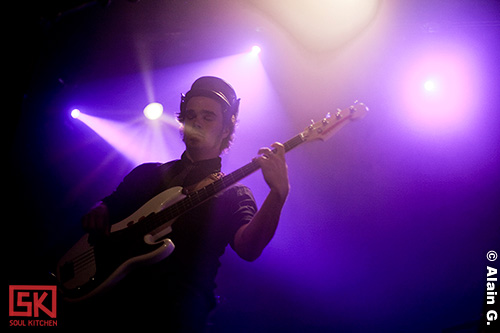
{"left": 322, "top": 112, "right": 331, "bottom": 125}
{"left": 308, "top": 119, "right": 315, "bottom": 129}
{"left": 349, "top": 106, "right": 356, "bottom": 114}
{"left": 335, "top": 108, "right": 342, "bottom": 120}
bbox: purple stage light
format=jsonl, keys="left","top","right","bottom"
{"left": 250, "top": 45, "right": 261, "bottom": 56}
{"left": 143, "top": 102, "right": 163, "bottom": 120}
{"left": 396, "top": 42, "right": 480, "bottom": 135}
{"left": 71, "top": 109, "right": 81, "bottom": 119}
{"left": 423, "top": 79, "right": 436, "bottom": 92}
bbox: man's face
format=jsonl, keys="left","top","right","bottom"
{"left": 182, "top": 96, "right": 229, "bottom": 158}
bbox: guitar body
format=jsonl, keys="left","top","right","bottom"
{"left": 57, "top": 187, "right": 185, "bottom": 302}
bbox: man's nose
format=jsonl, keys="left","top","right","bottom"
{"left": 192, "top": 119, "right": 202, "bottom": 129}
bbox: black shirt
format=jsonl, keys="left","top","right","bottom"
{"left": 100, "top": 152, "right": 257, "bottom": 308}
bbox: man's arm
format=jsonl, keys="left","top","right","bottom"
{"left": 232, "top": 142, "right": 290, "bottom": 262}
{"left": 82, "top": 201, "right": 110, "bottom": 235}
{"left": 81, "top": 163, "right": 162, "bottom": 235}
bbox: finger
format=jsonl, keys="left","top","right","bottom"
{"left": 257, "top": 147, "right": 273, "bottom": 157}
{"left": 82, "top": 211, "right": 104, "bottom": 235}
{"left": 103, "top": 215, "right": 110, "bottom": 236}
{"left": 253, "top": 155, "right": 266, "bottom": 165}
{"left": 81, "top": 214, "right": 89, "bottom": 231}
{"left": 270, "top": 142, "right": 284, "bottom": 151}
{"left": 82, "top": 213, "right": 94, "bottom": 233}
{"left": 89, "top": 213, "right": 100, "bottom": 234}
{"left": 270, "top": 142, "right": 286, "bottom": 159}
{"left": 95, "top": 214, "right": 108, "bottom": 235}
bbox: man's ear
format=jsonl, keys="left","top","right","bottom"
{"left": 221, "top": 114, "right": 235, "bottom": 139}
{"left": 222, "top": 126, "right": 230, "bottom": 139}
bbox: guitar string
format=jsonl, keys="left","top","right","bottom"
{"left": 73, "top": 252, "right": 96, "bottom": 272}
{"left": 72, "top": 249, "right": 94, "bottom": 266}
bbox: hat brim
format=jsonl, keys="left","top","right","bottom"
{"left": 184, "top": 89, "right": 231, "bottom": 108}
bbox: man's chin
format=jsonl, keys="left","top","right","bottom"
{"left": 184, "top": 135, "right": 203, "bottom": 147}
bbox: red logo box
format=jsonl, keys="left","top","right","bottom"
{"left": 9, "top": 285, "right": 57, "bottom": 318}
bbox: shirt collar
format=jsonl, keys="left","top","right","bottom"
{"left": 180, "top": 151, "right": 221, "bottom": 173}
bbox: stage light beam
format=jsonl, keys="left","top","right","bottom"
{"left": 143, "top": 102, "right": 163, "bottom": 120}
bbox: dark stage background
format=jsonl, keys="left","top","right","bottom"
{"left": 10, "top": 0, "right": 500, "bottom": 331}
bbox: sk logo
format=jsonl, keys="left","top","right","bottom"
{"left": 9, "top": 286, "right": 57, "bottom": 318}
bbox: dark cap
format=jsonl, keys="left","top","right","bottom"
{"left": 181, "top": 76, "right": 240, "bottom": 117}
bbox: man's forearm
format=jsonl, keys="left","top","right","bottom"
{"left": 234, "top": 189, "right": 287, "bottom": 261}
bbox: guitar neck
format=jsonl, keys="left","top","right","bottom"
{"left": 193, "top": 132, "right": 305, "bottom": 197}
{"left": 144, "top": 133, "right": 305, "bottom": 234}
{"left": 209, "top": 132, "right": 305, "bottom": 190}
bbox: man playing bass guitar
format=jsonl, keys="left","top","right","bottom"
{"left": 66, "top": 76, "right": 290, "bottom": 331}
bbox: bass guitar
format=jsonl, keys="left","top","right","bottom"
{"left": 57, "top": 102, "right": 368, "bottom": 301}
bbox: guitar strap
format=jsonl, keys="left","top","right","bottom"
{"left": 159, "top": 158, "right": 223, "bottom": 193}
{"left": 184, "top": 171, "right": 224, "bottom": 193}
{"left": 149, "top": 170, "right": 224, "bottom": 239}
{"left": 166, "top": 162, "right": 196, "bottom": 188}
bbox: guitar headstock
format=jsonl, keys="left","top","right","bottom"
{"left": 300, "top": 101, "right": 368, "bottom": 142}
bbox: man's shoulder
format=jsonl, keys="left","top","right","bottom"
{"left": 129, "top": 160, "right": 179, "bottom": 175}
{"left": 219, "top": 183, "right": 256, "bottom": 202}
{"left": 131, "top": 162, "right": 163, "bottom": 172}
{"left": 121, "top": 161, "right": 179, "bottom": 186}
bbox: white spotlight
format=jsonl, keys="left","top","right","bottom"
{"left": 424, "top": 80, "right": 436, "bottom": 92}
{"left": 250, "top": 45, "right": 261, "bottom": 55}
{"left": 71, "top": 109, "right": 81, "bottom": 119}
{"left": 143, "top": 102, "right": 163, "bottom": 120}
